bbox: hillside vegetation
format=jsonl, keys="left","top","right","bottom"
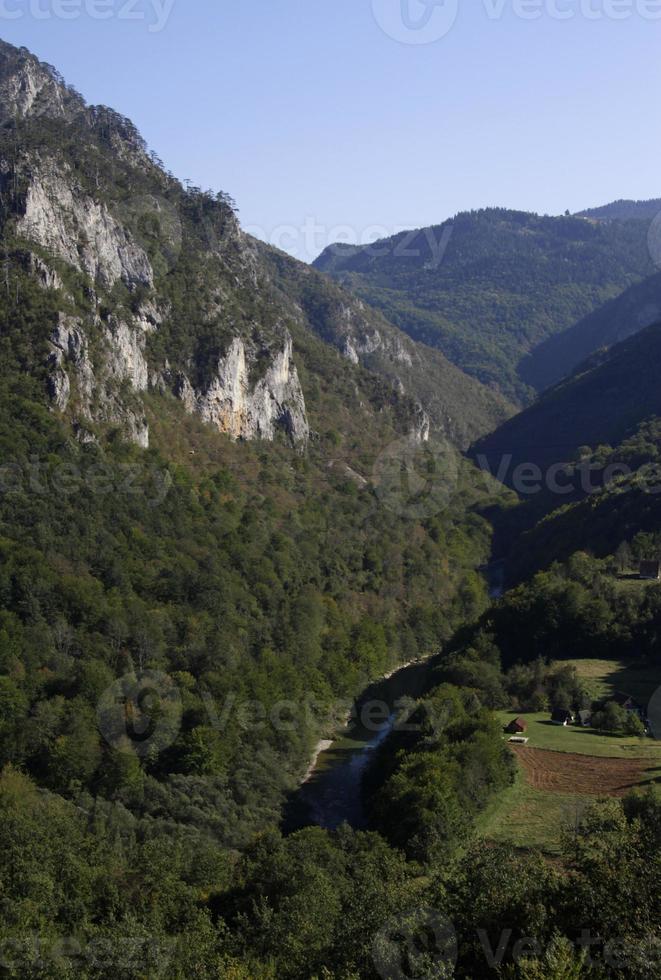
{"left": 0, "top": 38, "right": 514, "bottom": 852}
{"left": 314, "top": 207, "right": 655, "bottom": 402}
{"left": 1, "top": 39, "right": 661, "bottom": 980}
{"left": 473, "top": 321, "right": 661, "bottom": 484}
{"left": 577, "top": 198, "right": 661, "bottom": 222}
{"left": 260, "top": 243, "right": 514, "bottom": 447}
{"left": 521, "top": 271, "right": 661, "bottom": 391}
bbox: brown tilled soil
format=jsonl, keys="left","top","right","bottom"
{"left": 511, "top": 746, "right": 654, "bottom": 797}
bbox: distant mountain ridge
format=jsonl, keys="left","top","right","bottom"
{"left": 576, "top": 198, "right": 661, "bottom": 222}
{"left": 314, "top": 207, "right": 655, "bottom": 403}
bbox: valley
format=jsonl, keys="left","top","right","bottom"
{"left": 0, "top": 34, "right": 660, "bottom": 980}
{"left": 284, "top": 657, "right": 434, "bottom": 833}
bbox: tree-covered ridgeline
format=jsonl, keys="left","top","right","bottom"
{"left": 314, "top": 208, "right": 655, "bottom": 403}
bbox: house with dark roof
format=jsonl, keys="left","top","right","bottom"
{"left": 505, "top": 717, "right": 528, "bottom": 735}
{"left": 551, "top": 708, "right": 575, "bottom": 726}
{"left": 612, "top": 692, "right": 644, "bottom": 716}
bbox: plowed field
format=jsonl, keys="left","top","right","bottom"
{"left": 511, "top": 746, "right": 653, "bottom": 797}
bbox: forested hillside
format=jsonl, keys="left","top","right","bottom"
{"left": 260, "top": 244, "right": 514, "bottom": 446}
{"left": 577, "top": 198, "right": 661, "bottom": 222}
{"left": 473, "top": 320, "right": 661, "bottom": 480}
{"left": 0, "top": 40, "right": 507, "bottom": 453}
{"left": 0, "top": 39, "right": 509, "bottom": 847}
{"left": 315, "top": 208, "right": 654, "bottom": 402}
{"left": 1, "top": 37, "right": 660, "bottom": 980}
{"left": 521, "top": 271, "right": 661, "bottom": 391}
{"left": 0, "top": 40, "right": 524, "bottom": 976}
{"left": 498, "top": 418, "right": 661, "bottom": 582}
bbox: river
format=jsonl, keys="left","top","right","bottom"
{"left": 487, "top": 559, "right": 506, "bottom": 599}
{"left": 283, "top": 561, "right": 506, "bottom": 833}
{"left": 283, "top": 658, "right": 435, "bottom": 832}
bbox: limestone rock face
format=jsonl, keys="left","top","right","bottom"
{"left": 0, "top": 45, "right": 82, "bottom": 124}
{"left": 17, "top": 164, "right": 154, "bottom": 290}
{"left": 0, "top": 37, "right": 512, "bottom": 456}
{"left": 104, "top": 316, "right": 150, "bottom": 392}
{"left": 46, "top": 313, "right": 150, "bottom": 449}
{"left": 0, "top": 40, "right": 311, "bottom": 452}
{"left": 334, "top": 303, "right": 413, "bottom": 369}
{"left": 174, "top": 334, "right": 309, "bottom": 447}
{"left": 18, "top": 252, "right": 64, "bottom": 292}
{"left": 44, "top": 305, "right": 309, "bottom": 451}
{"left": 47, "top": 315, "right": 95, "bottom": 411}
{"left": 411, "top": 405, "right": 431, "bottom": 443}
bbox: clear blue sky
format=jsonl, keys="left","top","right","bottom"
{"left": 2, "top": 1, "right": 660, "bottom": 261}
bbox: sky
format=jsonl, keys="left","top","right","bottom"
{"left": 2, "top": 0, "right": 661, "bottom": 261}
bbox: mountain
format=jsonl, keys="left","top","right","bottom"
{"left": 472, "top": 318, "right": 661, "bottom": 482}
{"left": 258, "top": 245, "right": 513, "bottom": 446}
{"left": 521, "top": 271, "right": 661, "bottom": 391}
{"left": 502, "top": 417, "right": 661, "bottom": 581}
{"left": 576, "top": 198, "right": 661, "bottom": 222}
{"left": 314, "top": 208, "right": 655, "bottom": 403}
{"left": 0, "top": 42, "right": 507, "bottom": 453}
{"left": 0, "top": 40, "right": 659, "bottom": 980}
{"left": 0, "top": 37, "right": 512, "bottom": 855}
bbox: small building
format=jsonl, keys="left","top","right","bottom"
{"left": 505, "top": 717, "right": 528, "bottom": 735}
{"left": 578, "top": 709, "right": 592, "bottom": 727}
{"left": 551, "top": 709, "right": 575, "bottom": 726}
{"left": 612, "top": 692, "right": 644, "bottom": 716}
{"left": 508, "top": 736, "right": 529, "bottom": 745}
{"left": 639, "top": 560, "right": 661, "bottom": 581}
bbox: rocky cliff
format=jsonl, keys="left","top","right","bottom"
{"left": 0, "top": 41, "right": 313, "bottom": 450}
{"left": 261, "top": 246, "right": 513, "bottom": 448}
{"left": 0, "top": 39, "right": 507, "bottom": 452}
{"left": 16, "top": 161, "right": 154, "bottom": 291}
{"left": 173, "top": 333, "right": 308, "bottom": 444}
{"left": 0, "top": 42, "right": 83, "bottom": 124}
